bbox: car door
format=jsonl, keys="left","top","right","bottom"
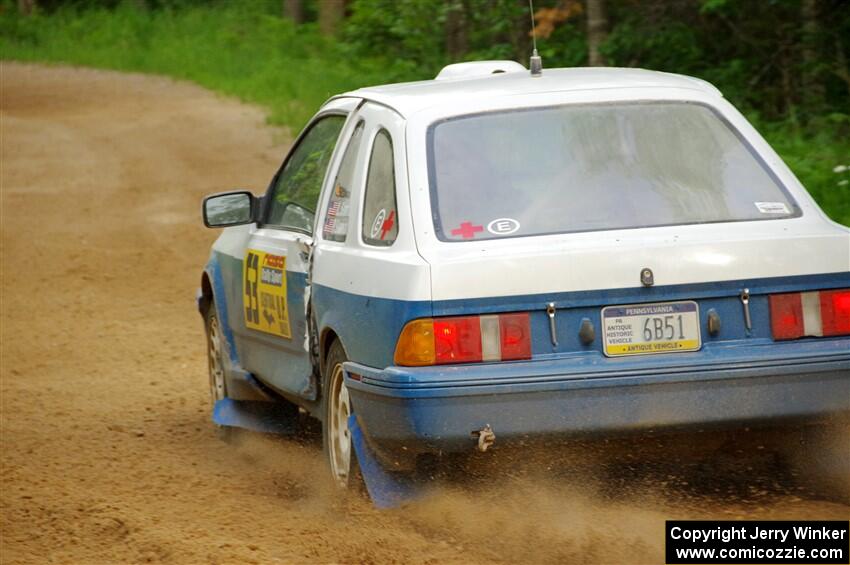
{"left": 236, "top": 98, "right": 360, "bottom": 399}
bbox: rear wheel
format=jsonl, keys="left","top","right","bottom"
{"left": 322, "top": 340, "right": 362, "bottom": 489}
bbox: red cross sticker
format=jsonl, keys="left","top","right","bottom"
{"left": 380, "top": 210, "right": 395, "bottom": 240}
{"left": 451, "top": 221, "right": 484, "bottom": 239}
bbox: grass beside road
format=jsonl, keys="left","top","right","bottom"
{"left": 0, "top": 1, "right": 399, "bottom": 130}
{"left": 1, "top": 1, "right": 847, "bottom": 224}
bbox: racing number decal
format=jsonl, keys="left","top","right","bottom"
{"left": 244, "top": 251, "right": 260, "bottom": 324}
{"left": 243, "top": 249, "right": 291, "bottom": 339}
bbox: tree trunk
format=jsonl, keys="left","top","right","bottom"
{"left": 319, "top": 0, "right": 346, "bottom": 36}
{"left": 586, "top": 0, "right": 608, "bottom": 66}
{"left": 17, "top": 0, "right": 36, "bottom": 15}
{"left": 283, "top": 0, "right": 305, "bottom": 24}
{"left": 800, "top": 0, "right": 824, "bottom": 111}
{"left": 834, "top": 35, "right": 850, "bottom": 98}
{"left": 780, "top": 45, "right": 801, "bottom": 139}
{"left": 445, "top": 1, "right": 469, "bottom": 61}
{"left": 512, "top": 0, "right": 533, "bottom": 63}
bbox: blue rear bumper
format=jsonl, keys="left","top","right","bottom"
{"left": 343, "top": 339, "right": 850, "bottom": 463}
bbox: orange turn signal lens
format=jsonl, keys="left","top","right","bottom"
{"left": 394, "top": 318, "right": 436, "bottom": 366}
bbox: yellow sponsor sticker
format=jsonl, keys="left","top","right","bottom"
{"left": 243, "top": 249, "right": 291, "bottom": 338}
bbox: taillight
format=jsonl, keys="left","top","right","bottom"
{"left": 434, "top": 316, "right": 482, "bottom": 364}
{"left": 394, "top": 319, "right": 435, "bottom": 366}
{"left": 821, "top": 289, "right": 850, "bottom": 336}
{"left": 394, "top": 313, "right": 532, "bottom": 366}
{"left": 769, "top": 293, "right": 804, "bottom": 340}
{"left": 498, "top": 313, "right": 532, "bottom": 360}
{"left": 769, "top": 288, "right": 850, "bottom": 340}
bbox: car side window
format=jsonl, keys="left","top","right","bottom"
{"left": 322, "top": 121, "right": 364, "bottom": 242}
{"left": 361, "top": 130, "right": 398, "bottom": 246}
{"left": 266, "top": 115, "right": 346, "bottom": 232}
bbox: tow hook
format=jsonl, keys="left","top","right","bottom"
{"left": 472, "top": 425, "right": 496, "bottom": 452}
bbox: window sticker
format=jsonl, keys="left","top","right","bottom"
{"left": 450, "top": 221, "right": 484, "bottom": 239}
{"left": 243, "top": 249, "right": 291, "bottom": 339}
{"left": 755, "top": 201, "right": 790, "bottom": 214}
{"left": 486, "top": 218, "right": 520, "bottom": 235}
{"left": 323, "top": 187, "right": 350, "bottom": 242}
{"left": 370, "top": 209, "right": 386, "bottom": 239}
{"left": 380, "top": 211, "right": 395, "bottom": 240}
{"left": 370, "top": 208, "right": 396, "bottom": 241}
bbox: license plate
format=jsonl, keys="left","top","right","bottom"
{"left": 601, "top": 301, "right": 701, "bottom": 357}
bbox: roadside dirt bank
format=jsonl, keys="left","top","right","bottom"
{"left": 1, "top": 62, "right": 847, "bottom": 565}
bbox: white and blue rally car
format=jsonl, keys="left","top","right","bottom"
{"left": 199, "top": 62, "right": 850, "bottom": 496}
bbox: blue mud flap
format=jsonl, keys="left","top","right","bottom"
{"left": 212, "top": 398, "right": 297, "bottom": 435}
{"left": 348, "top": 413, "right": 420, "bottom": 509}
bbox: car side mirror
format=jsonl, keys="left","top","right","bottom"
{"left": 202, "top": 190, "right": 257, "bottom": 228}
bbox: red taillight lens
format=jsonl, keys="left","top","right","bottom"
{"left": 769, "top": 288, "right": 850, "bottom": 340}
{"left": 769, "top": 293, "right": 804, "bottom": 340}
{"left": 434, "top": 316, "right": 482, "bottom": 364}
{"left": 395, "top": 312, "right": 533, "bottom": 366}
{"left": 499, "top": 312, "right": 532, "bottom": 360}
{"left": 820, "top": 289, "right": 850, "bottom": 337}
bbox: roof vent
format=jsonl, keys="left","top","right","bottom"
{"left": 435, "top": 61, "right": 526, "bottom": 81}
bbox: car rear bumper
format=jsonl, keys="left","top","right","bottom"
{"left": 343, "top": 341, "right": 850, "bottom": 464}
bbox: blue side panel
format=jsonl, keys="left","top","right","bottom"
{"left": 312, "top": 284, "right": 432, "bottom": 368}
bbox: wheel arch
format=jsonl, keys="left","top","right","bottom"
{"left": 319, "top": 326, "right": 342, "bottom": 378}
{"left": 198, "top": 271, "right": 214, "bottom": 315}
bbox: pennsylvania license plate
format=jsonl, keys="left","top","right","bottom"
{"left": 601, "top": 301, "right": 701, "bottom": 357}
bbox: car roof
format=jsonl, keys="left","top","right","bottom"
{"left": 336, "top": 67, "right": 722, "bottom": 118}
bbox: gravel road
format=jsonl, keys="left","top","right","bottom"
{"left": 1, "top": 62, "right": 847, "bottom": 565}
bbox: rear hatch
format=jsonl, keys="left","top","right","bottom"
{"left": 414, "top": 99, "right": 850, "bottom": 369}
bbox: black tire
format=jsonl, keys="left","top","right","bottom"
{"left": 204, "top": 304, "right": 234, "bottom": 442}
{"left": 322, "top": 339, "right": 363, "bottom": 490}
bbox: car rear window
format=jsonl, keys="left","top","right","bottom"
{"left": 428, "top": 102, "right": 798, "bottom": 241}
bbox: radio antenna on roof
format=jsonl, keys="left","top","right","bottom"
{"left": 528, "top": 0, "right": 543, "bottom": 77}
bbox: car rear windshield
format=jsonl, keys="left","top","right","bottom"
{"left": 428, "top": 102, "right": 798, "bottom": 241}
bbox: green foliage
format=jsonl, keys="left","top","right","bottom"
{"left": 0, "top": 0, "right": 391, "bottom": 129}
{"left": 762, "top": 115, "right": 850, "bottom": 226}
{"left": 0, "top": 0, "right": 847, "bottom": 224}
{"left": 343, "top": 0, "right": 529, "bottom": 77}
{"left": 344, "top": 0, "right": 447, "bottom": 77}
{"left": 273, "top": 115, "right": 346, "bottom": 214}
